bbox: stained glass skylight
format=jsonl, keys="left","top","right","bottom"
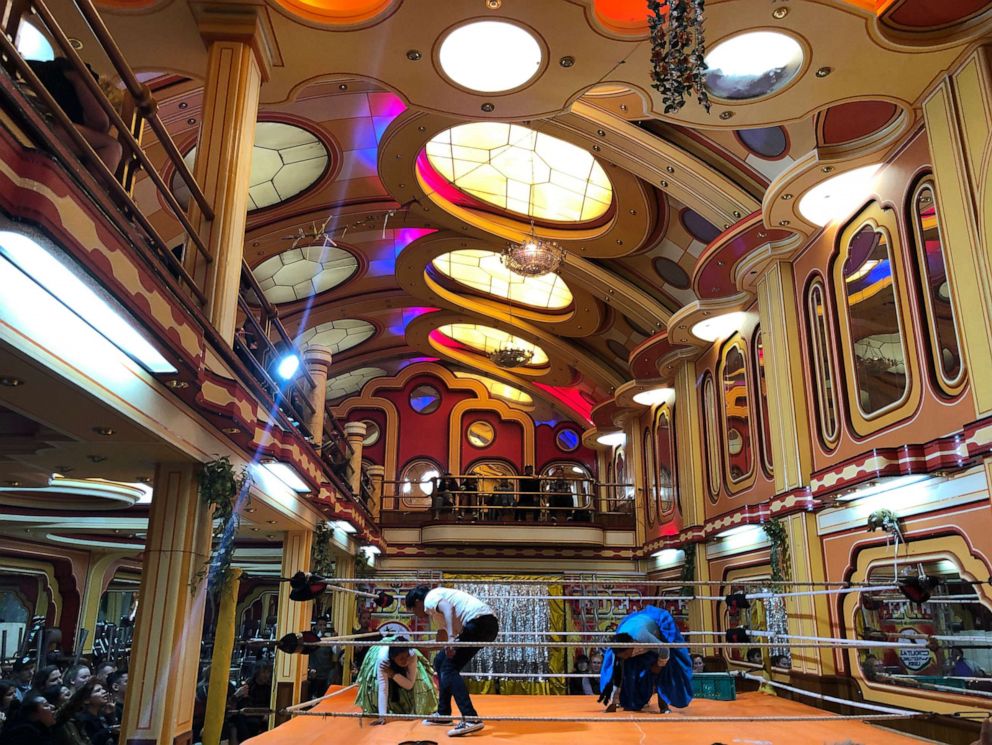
{"left": 432, "top": 249, "right": 572, "bottom": 310}
{"left": 455, "top": 372, "right": 534, "bottom": 404}
{"left": 299, "top": 319, "right": 375, "bottom": 354}
{"left": 424, "top": 123, "right": 613, "bottom": 223}
{"left": 254, "top": 245, "right": 357, "bottom": 304}
{"left": 436, "top": 323, "right": 548, "bottom": 366}
{"left": 325, "top": 366, "right": 386, "bottom": 400}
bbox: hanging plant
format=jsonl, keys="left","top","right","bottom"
{"left": 312, "top": 521, "right": 334, "bottom": 577}
{"left": 679, "top": 544, "right": 696, "bottom": 597}
{"left": 867, "top": 508, "right": 903, "bottom": 541}
{"left": 197, "top": 456, "right": 248, "bottom": 594}
{"left": 763, "top": 519, "right": 791, "bottom": 584}
{"left": 648, "top": 0, "right": 710, "bottom": 114}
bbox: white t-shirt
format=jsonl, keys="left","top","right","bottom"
{"left": 424, "top": 587, "right": 493, "bottom": 636}
{"left": 372, "top": 644, "right": 417, "bottom": 716}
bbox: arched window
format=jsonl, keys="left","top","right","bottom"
{"left": 834, "top": 205, "right": 920, "bottom": 434}
{"left": 702, "top": 373, "right": 721, "bottom": 500}
{"left": 398, "top": 458, "right": 441, "bottom": 510}
{"left": 720, "top": 339, "right": 754, "bottom": 487}
{"left": 655, "top": 406, "right": 677, "bottom": 517}
{"left": 910, "top": 178, "right": 965, "bottom": 396}
{"left": 753, "top": 329, "right": 774, "bottom": 478}
{"left": 806, "top": 277, "right": 840, "bottom": 448}
{"left": 642, "top": 426, "right": 656, "bottom": 525}
{"left": 543, "top": 462, "right": 593, "bottom": 513}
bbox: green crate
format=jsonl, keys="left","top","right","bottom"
{"left": 909, "top": 676, "right": 968, "bottom": 690}
{"left": 692, "top": 673, "right": 736, "bottom": 701}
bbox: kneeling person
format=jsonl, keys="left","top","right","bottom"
{"left": 599, "top": 605, "right": 693, "bottom": 713}
{"left": 356, "top": 636, "right": 438, "bottom": 724}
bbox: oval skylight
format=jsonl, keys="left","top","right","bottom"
{"left": 432, "top": 249, "right": 572, "bottom": 310}
{"left": 455, "top": 371, "right": 533, "bottom": 405}
{"left": 299, "top": 318, "right": 375, "bottom": 354}
{"left": 704, "top": 32, "right": 804, "bottom": 100}
{"left": 325, "top": 366, "right": 386, "bottom": 400}
{"left": 254, "top": 245, "right": 357, "bottom": 304}
{"left": 15, "top": 22, "right": 54, "bottom": 61}
{"left": 798, "top": 164, "right": 882, "bottom": 227}
{"left": 436, "top": 323, "right": 549, "bottom": 366}
{"left": 176, "top": 122, "right": 328, "bottom": 211}
{"left": 424, "top": 123, "right": 613, "bottom": 223}
{"left": 439, "top": 21, "right": 542, "bottom": 93}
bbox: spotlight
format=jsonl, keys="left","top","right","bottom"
{"left": 275, "top": 353, "right": 301, "bottom": 381}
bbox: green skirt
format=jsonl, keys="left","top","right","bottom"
{"left": 354, "top": 637, "right": 439, "bottom": 716}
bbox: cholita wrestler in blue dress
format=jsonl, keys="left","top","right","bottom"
{"left": 598, "top": 605, "right": 693, "bottom": 712}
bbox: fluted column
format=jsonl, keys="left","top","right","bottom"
{"left": 366, "top": 464, "right": 384, "bottom": 520}
{"left": 755, "top": 260, "right": 813, "bottom": 492}
{"left": 303, "top": 346, "right": 333, "bottom": 445}
{"left": 77, "top": 552, "right": 126, "bottom": 653}
{"left": 188, "top": 4, "right": 272, "bottom": 342}
{"left": 271, "top": 530, "right": 313, "bottom": 725}
{"left": 673, "top": 359, "right": 706, "bottom": 528}
{"left": 781, "top": 513, "right": 836, "bottom": 677}
{"left": 344, "top": 421, "right": 367, "bottom": 497}
{"left": 331, "top": 553, "right": 357, "bottom": 685}
{"left": 121, "top": 463, "right": 211, "bottom": 745}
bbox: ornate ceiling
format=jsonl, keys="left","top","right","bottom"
{"left": 94, "top": 0, "right": 989, "bottom": 426}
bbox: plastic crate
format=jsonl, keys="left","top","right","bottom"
{"left": 692, "top": 673, "right": 736, "bottom": 700}
{"left": 910, "top": 676, "right": 968, "bottom": 690}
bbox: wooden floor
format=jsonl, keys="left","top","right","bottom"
{"left": 248, "top": 688, "right": 938, "bottom": 745}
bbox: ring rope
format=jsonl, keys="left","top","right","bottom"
{"left": 735, "top": 673, "right": 922, "bottom": 716}
{"left": 286, "top": 709, "right": 923, "bottom": 723}
{"left": 282, "top": 683, "right": 358, "bottom": 713}
{"left": 309, "top": 638, "right": 951, "bottom": 650}
{"left": 322, "top": 577, "right": 869, "bottom": 587}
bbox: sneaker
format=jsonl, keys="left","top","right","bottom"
{"left": 423, "top": 714, "right": 453, "bottom": 725}
{"left": 447, "top": 721, "right": 484, "bottom": 737}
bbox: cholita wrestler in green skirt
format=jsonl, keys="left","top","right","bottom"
{"left": 355, "top": 635, "right": 439, "bottom": 725}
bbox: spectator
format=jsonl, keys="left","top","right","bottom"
{"left": 352, "top": 607, "right": 379, "bottom": 674}
{"left": 951, "top": 647, "right": 975, "bottom": 677}
{"left": 42, "top": 681, "right": 91, "bottom": 745}
{"left": 568, "top": 654, "right": 601, "bottom": 696}
{"left": 39, "top": 685, "right": 70, "bottom": 708}
{"left": 590, "top": 651, "right": 603, "bottom": 679}
{"left": 691, "top": 654, "right": 705, "bottom": 674}
{"left": 434, "top": 472, "right": 458, "bottom": 520}
{"left": 516, "top": 465, "right": 540, "bottom": 522}
{"left": 459, "top": 476, "right": 479, "bottom": 521}
{"left": 307, "top": 617, "right": 342, "bottom": 697}
{"left": 0, "top": 694, "right": 55, "bottom": 745}
{"left": 92, "top": 665, "right": 114, "bottom": 688}
{"left": 10, "top": 658, "right": 34, "bottom": 702}
{"left": 0, "top": 680, "right": 17, "bottom": 727}
{"left": 75, "top": 682, "right": 115, "bottom": 745}
{"left": 547, "top": 467, "right": 573, "bottom": 522}
{"left": 64, "top": 666, "right": 91, "bottom": 692}
{"left": 31, "top": 667, "right": 62, "bottom": 694}
{"left": 106, "top": 671, "right": 127, "bottom": 724}
{"left": 493, "top": 479, "right": 514, "bottom": 521}
{"left": 227, "top": 662, "right": 272, "bottom": 745}
{"left": 745, "top": 648, "right": 762, "bottom": 665}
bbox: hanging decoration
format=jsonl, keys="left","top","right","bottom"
{"left": 502, "top": 226, "right": 565, "bottom": 278}
{"left": 866, "top": 508, "right": 903, "bottom": 540}
{"left": 311, "top": 521, "right": 335, "bottom": 577}
{"left": 679, "top": 544, "right": 696, "bottom": 597}
{"left": 197, "top": 456, "right": 249, "bottom": 594}
{"left": 762, "top": 518, "right": 791, "bottom": 584}
{"left": 648, "top": 0, "right": 710, "bottom": 114}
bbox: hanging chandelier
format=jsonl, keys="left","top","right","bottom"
{"left": 490, "top": 343, "right": 534, "bottom": 369}
{"left": 648, "top": 0, "right": 710, "bottom": 114}
{"left": 502, "top": 229, "right": 565, "bottom": 277}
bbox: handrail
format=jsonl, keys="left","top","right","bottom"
{"left": 68, "top": 0, "right": 213, "bottom": 220}
{"left": 28, "top": 0, "right": 212, "bottom": 263}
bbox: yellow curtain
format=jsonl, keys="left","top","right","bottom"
{"left": 442, "top": 573, "right": 566, "bottom": 695}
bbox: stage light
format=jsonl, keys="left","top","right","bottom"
{"left": 275, "top": 353, "right": 301, "bottom": 381}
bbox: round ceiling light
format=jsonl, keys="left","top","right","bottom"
{"left": 439, "top": 21, "right": 542, "bottom": 93}
{"left": 432, "top": 249, "right": 573, "bottom": 310}
{"left": 798, "top": 164, "right": 882, "bottom": 227}
{"left": 691, "top": 312, "right": 745, "bottom": 342}
{"left": 704, "top": 31, "right": 804, "bottom": 100}
{"left": 596, "top": 431, "right": 626, "bottom": 447}
{"left": 435, "top": 323, "right": 548, "bottom": 366}
{"left": 632, "top": 387, "right": 675, "bottom": 406}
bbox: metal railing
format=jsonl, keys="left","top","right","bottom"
{"left": 0, "top": 0, "right": 358, "bottom": 503}
{"left": 378, "top": 474, "right": 635, "bottom": 524}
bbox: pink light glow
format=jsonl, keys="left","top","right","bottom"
{"left": 534, "top": 383, "right": 594, "bottom": 424}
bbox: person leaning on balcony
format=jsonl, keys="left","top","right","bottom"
{"left": 434, "top": 472, "right": 458, "bottom": 519}
{"left": 516, "top": 465, "right": 540, "bottom": 522}
{"left": 26, "top": 58, "right": 123, "bottom": 173}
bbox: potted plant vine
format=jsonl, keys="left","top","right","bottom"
{"left": 197, "top": 456, "right": 249, "bottom": 596}
{"left": 762, "top": 519, "right": 791, "bottom": 584}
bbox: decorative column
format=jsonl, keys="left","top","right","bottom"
{"left": 618, "top": 412, "right": 646, "bottom": 547}
{"left": 331, "top": 552, "right": 357, "bottom": 685}
{"left": 755, "top": 260, "right": 813, "bottom": 492}
{"left": 271, "top": 530, "right": 313, "bottom": 725}
{"left": 687, "top": 542, "right": 715, "bottom": 657}
{"left": 188, "top": 4, "right": 272, "bottom": 343}
{"left": 366, "top": 464, "right": 385, "bottom": 520}
{"left": 201, "top": 568, "right": 242, "bottom": 745}
{"left": 344, "top": 421, "right": 367, "bottom": 497}
{"left": 673, "top": 359, "right": 706, "bottom": 527}
{"left": 121, "top": 463, "right": 211, "bottom": 745}
{"left": 77, "top": 552, "right": 126, "bottom": 653}
{"left": 303, "top": 346, "right": 333, "bottom": 445}
{"left": 923, "top": 48, "right": 992, "bottom": 416}
{"left": 781, "top": 513, "right": 837, "bottom": 677}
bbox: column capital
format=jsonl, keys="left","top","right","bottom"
{"left": 366, "top": 464, "right": 385, "bottom": 477}
{"left": 344, "top": 420, "right": 367, "bottom": 440}
{"left": 191, "top": 0, "right": 279, "bottom": 81}
{"left": 303, "top": 344, "right": 333, "bottom": 371}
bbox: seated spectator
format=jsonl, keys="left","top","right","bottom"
{"left": 745, "top": 648, "right": 763, "bottom": 665}
{"left": 951, "top": 647, "right": 975, "bottom": 677}
{"left": 0, "top": 694, "right": 55, "bottom": 745}
{"left": 691, "top": 653, "right": 705, "bottom": 674}
{"left": 227, "top": 662, "right": 272, "bottom": 745}
{"left": 568, "top": 654, "right": 601, "bottom": 696}
{"left": 26, "top": 58, "right": 123, "bottom": 173}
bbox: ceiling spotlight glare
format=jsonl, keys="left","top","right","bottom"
{"left": 275, "top": 353, "right": 301, "bottom": 381}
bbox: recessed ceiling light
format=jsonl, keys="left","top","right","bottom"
{"left": 92, "top": 426, "right": 115, "bottom": 437}
{"left": 633, "top": 387, "right": 675, "bottom": 406}
{"left": 0, "top": 376, "right": 24, "bottom": 387}
{"left": 439, "top": 21, "right": 542, "bottom": 93}
{"left": 798, "top": 164, "right": 882, "bottom": 227}
{"left": 704, "top": 31, "right": 804, "bottom": 100}
{"left": 596, "top": 431, "right": 626, "bottom": 447}
{"left": 690, "top": 312, "right": 745, "bottom": 342}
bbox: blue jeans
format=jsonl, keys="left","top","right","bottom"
{"left": 433, "top": 614, "right": 499, "bottom": 718}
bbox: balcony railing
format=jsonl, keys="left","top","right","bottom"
{"left": 0, "top": 0, "right": 360, "bottom": 505}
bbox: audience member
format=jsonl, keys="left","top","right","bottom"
{"left": 0, "top": 694, "right": 55, "bottom": 745}
{"left": 691, "top": 654, "right": 705, "bottom": 674}
{"left": 516, "top": 465, "right": 540, "bottom": 522}
{"left": 64, "top": 667, "right": 91, "bottom": 692}
{"left": 31, "top": 667, "right": 62, "bottom": 694}
{"left": 0, "top": 681, "right": 16, "bottom": 727}
{"left": 92, "top": 665, "right": 114, "bottom": 688}
{"left": 227, "top": 662, "right": 272, "bottom": 745}
{"left": 75, "top": 682, "right": 115, "bottom": 745}
{"left": 106, "top": 672, "right": 126, "bottom": 723}
{"left": 568, "top": 654, "right": 601, "bottom": 696}
{"left": 10, "top": 659, "right": 34, "bottom": 702}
